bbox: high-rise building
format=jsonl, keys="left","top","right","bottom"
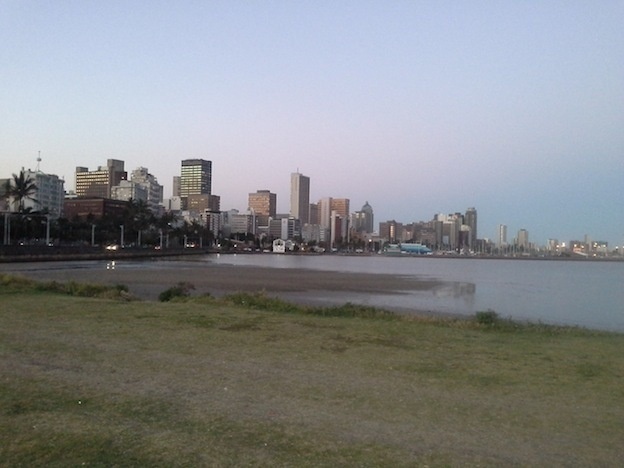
{"left": 464, "top": 207, "right": 477, "bottom": 249}
{"left": 248, "top": 190, "right": 276, "bottom": 226}
{"left": 180, "top": 159, "right": 212, "bottom": 198}
{"left": 517, "top": 229, "right": 529, "bottom": 250}
{"left": 318, "top": 197, "right": 332, "bottom": 229}
{"left": 353, "top": 201, "right": 374, "bottom": 234}
{"left": 179, "top": 159, "right": 212, "bottom": 210}
{"left": 497, "top": 224, "right": 508, "bottom": 247}
{"left": 75, "top": 159, "right": 126, "bottom": 198}
{"left": 130, "top": 167, "right": 163, "bottom": 212}
{"left": 330, "top": 198, "right": 350, "bottom": 240}
{"left": 172, "top": 176, "right": 181, "bottom": 197}
{"left": 6, "top": 167, "right": 65, "bottom": 218}
{"left": 290, "top": 172, "right": 310, "bottom": 223}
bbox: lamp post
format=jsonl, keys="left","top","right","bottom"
{"left": 120, "top": 225, "right": 125, "bottom": 248}
{"left": 3, "top": 212, "right": 10, "bottom": 246}
{"left": 45, "top": 214, "right": 50, "bottom": 245}
{"left": 91, "top": 224, "right": 96, "bottom": 247}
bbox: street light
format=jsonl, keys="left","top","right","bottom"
{"left": 120, "top": 225, "right": 125, "bottom": 248}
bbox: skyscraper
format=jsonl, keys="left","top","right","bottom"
{"left": 290, "top": 172, "right": 310, "bottom": 223}
{"left": 498, "top": 224, "right": 508, "bottom": 247}
{"left": 180, "top": 159, "right": 212, "bottom": 209}
{"left": 464, "top": 207, "right": 477, "bottom": 249}
{"left": 353, "top": 201, "right": 374, "bottom": 234}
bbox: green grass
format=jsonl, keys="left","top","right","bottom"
{"left": 2, "top": 277, "right": 624, "bottom": 465}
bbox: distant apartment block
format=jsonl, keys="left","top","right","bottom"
{"left": 130, "top": 167, "right": 164, "bottom": 212}
{"left": 5, "top": 168, "right": 65, "bottom": 218}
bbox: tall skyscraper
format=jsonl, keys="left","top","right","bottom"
{"left": 75, "top": 159, "right": 126, "bottom": 198}
{"left": 180, "top": 159, "right": 212, "bottom": 210}
{"left": 517, "top": 229, "right": 529, "bottom": 250}
{"left": 290, "top": 172, "right": 310, "bottom": 223}
{"left": 498, "top": 224, "right": 508, "bottom": 247}
{"left": 318, "top": 197, "right": 332, "bottom": 228}
{"left": 353, "top": 201, "right": 374, "bottom": 234}
{"left": 464, "top": 207, "right": 477, "bottom": 249}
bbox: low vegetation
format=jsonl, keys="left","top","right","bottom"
{"left": 2, "top": 275, "right": 623, "bottom": 465}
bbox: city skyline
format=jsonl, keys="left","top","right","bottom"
{"left": 1, "top": 2, "right": 622, "bottom": 246}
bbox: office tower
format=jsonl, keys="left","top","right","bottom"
{"left": 517, "top": 229, "right": 529, "bottom": 250}
{"left": 290, "top": 172, "right": 310, "bottom": 223}
{"left": 180, "top": 159, "right": 212, "bottom": 210}
{"left": 75, "top": 159, "right": 126, "bottom": 198}
{"left": 330, "top": 198, "right": 350, "bottom": 240}
{"left": 465, "top": 207, "right": 477, "bottom": 248}
{"left": 353, "top": 201, "right": 374, "bottom": 234}
{"left": 248, "top": 190, "right": 277, "bottom": 226}
{"left": 180, "top": 159, "right": 212, "bottom": 198}
{"left": 308, "top": 202, "right": 319, "bottom": 225}
{"left": 318, "top": 197, "right": 332, "bottom": 228}
{"left": 188, "top": 194, "right": 220, "bottom": 212}
{"left": 498, "top": 224, "right": 508, "bottom": 247}
{"left": 172, "top": 176, "right": 181, "bottom": 197}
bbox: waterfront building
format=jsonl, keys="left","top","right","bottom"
{"left": 75, "top": 159, "right": 126, "bottom": 198}
{"left": 465, "top": 207, "right": 477, "bottom": 249}
{"left": 379, "top": 220, "right": 403, "bottom": 244}
{"left": 318, "top": 197, "right": 332, "bottom": 229}
{"left": 330, "top": 198, "right": 350, "bottom": 241}
{"left": 248, "top": 190, "right": 276, "bottom": 227}
{"left": 353, "top": 201, "right": 374, "bottom": 234}
{"left": 290, "top": 172, "right": 310, "bottom": 223}
{"left": 7, "top": 167, "right": 65, "bottom": 218}
{"left": 63, "top": 197, "right": 128, "bottom": 220}
{"left": 517, "top": 229, "right": 529, "bottom": 251}
{"left": 180, "top": 159, "right": 212, "bottom": 209}
{"left": 497, "top": 224, "right": 508, "bottom": 248}
{"left": 130, "top": 167, "right": 164, "bottom": 212}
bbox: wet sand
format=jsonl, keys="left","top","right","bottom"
{"left": 0, "top": 260, "right": 443, "bottom": 304}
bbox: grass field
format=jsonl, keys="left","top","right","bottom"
{"left": 1, "top": 276, "right": 623, "bottom": 466}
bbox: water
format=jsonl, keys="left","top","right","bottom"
{"left": 205, "top": 254, "right": 624, "bottom": 331}
{"left": 2, "top": 254, "right": 622, "bottom": 331}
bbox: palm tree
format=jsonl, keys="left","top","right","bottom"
{"left": 7, "top": 170, "right": 37, "bottom": 213}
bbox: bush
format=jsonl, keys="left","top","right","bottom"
{"left": 159, "top": 282, "right": 195, "bottom": 302}
{"left": 475, "top": 309, "right": 499, "bottom": 325}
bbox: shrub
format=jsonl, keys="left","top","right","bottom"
{"left": 475, "top": 309, "right": 499, "bottom": 326}
{"left": 159, "top": 282, "right": 195, "bottom": 302}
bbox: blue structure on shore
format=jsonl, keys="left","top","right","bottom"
{"left": 385, "top": 243, "right": 432, "bottom": 255}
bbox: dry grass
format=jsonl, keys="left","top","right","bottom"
{"left": 1, "top": 288, "right": 624, "bottom": 466}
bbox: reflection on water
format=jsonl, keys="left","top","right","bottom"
{"left": 431, "top": 282, "right": 475, "bottom": 298}
{"left": 106, "top": 261, "right": 116, "bottom": 270}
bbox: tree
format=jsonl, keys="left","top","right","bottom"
{"left": 7, "top": 170, "right": 37, "bottom": 213}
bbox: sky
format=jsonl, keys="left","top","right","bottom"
{"left": 1, "top": 1, "right": 623, "bottom": 246}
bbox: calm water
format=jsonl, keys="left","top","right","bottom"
{"left": 205, "top": 254, "right": 624, "bottom": 331}
{"left": 2, "top": 254, "right": 623, "bottom": 331}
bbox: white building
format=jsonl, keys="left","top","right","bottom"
{"left": 7, "top": 168, "right": 65, "bottom": 218}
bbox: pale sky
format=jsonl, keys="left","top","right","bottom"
{"left": 1, "top": 1, "right": 623, "bottom": 246}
